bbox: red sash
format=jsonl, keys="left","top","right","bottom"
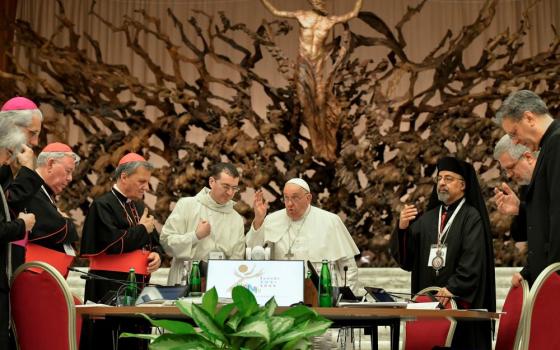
{"left": 89, "top": 250, "right": 149, "bottom": 275}
{"left": 25, "top": 243, "right": 74, "bottom": 278}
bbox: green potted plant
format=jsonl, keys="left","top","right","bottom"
{"left": 123, "top": 285, "right": 332, "bottom": 349}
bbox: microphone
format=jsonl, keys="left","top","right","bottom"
{"left": 337, "top": 265, "right": 360, "bottom": 302}
{"left": 68, "top": 267, "right": 162, "bottom": 287}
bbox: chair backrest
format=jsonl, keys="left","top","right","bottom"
{"left": 495, "top": 279, "right": 529, "bottom": 350}
{"left": 402, "top": 286, "right": 457, "bottom": 350}
{"left": 521, "top": 262, "right": 560, "bottom": 350}
{"left": 495, "top": 280, "right": 529, "bottom": 350}
{"left": 10, "top": 261, "right": 82, "bottom": 350}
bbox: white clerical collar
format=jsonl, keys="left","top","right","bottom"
{"left": 112, "top": 184, "right": 131, "bottom": 203}
{"left": 288, "top": 205, "right": 311, "bottom": 223}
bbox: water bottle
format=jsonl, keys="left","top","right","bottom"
{"left": 189, "top": 260, "right": 202, "bottom": 296}
{"left": 180, "top": 260, "right": 190, "bottom": 286}
{"left": 123, "top": 267, "right": 137, "bottom": 306}
{"left": 318, "top": 259, "right": 332, "bottom": 307}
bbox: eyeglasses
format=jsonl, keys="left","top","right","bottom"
{"left": 217, "top": 181, "right": 240, "bottom": 193}
{"left": 281, "top": 195, "right": 306, "bottom": 204}
{"left": 434, "top": 175, "right": 464, "bottom": 184}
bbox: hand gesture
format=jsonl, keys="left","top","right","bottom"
{"left": 252, "top": 189, "right": 268, "bottom": 230}
{"left": 147, "top": 252, "right": 161, "bottom": 274}
{"left": 511, "top": 272, "right": 524, "bottom": 288}
{"left": 16, "top": 144, "right": 35, "bottom": 170}
{"left": 435, "top": 287, "right": 454, "bottom": 307}
{"left": 398, "top": 204, "right": 418, "bottom": 230}
{"left": 18, "top": 212, "right": 36, "bottom": 231}
{"left": 139, "top": 208, "right": 155, "bottom": 233}
{"left": 195, "top": 219, "right": 211, "bottom": 240}
{"left": 493, "top": 183, "right": 520, "bottom": 216}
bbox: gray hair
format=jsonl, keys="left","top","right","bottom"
{"left": 0, "top": 118, "right": 26, "bottom": 157}
{"left": 495, "top": 90, "right": 549, "bottom": 125}
{"left": 36, "top": 151, "right": 81, "bottom": 167}
{"left": 113, "top": 161, "right": 154, "bottom": 181}
{"left": 0, "top": 109, "right": 44, "bottom": 128}
{"left": 493, "top": 134, "right": 539, "bottom": 161}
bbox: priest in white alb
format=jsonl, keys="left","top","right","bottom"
{"left": 246, "top": 178, "right": 360, "bottom": 293}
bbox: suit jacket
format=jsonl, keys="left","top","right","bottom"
{"left": 522, "top": 119, "right": 560, "bottom": 284}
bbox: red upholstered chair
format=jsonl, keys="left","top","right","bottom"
{"left": 495, "top": 279, "right": 529, "bottom": 350}
{"left": 10, "top": 261, "right": 82, "bottom": 350}
{"left": 402, "top": 286, "right": 457, "bottom": 350}
{"left": 521, "top": 262, "right": 560, "bottom": 350}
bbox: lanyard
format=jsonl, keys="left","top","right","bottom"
{"left": 437, "top": 198, "right": 465, "bottom": 246}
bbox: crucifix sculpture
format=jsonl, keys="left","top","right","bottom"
{"left": 260, "top": 0, "right": 363, "bottom": 161}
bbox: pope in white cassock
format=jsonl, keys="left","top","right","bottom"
{"left": 161, "top": 163, "right": 245, "bottom": 285}
{"left": 246, "top": 178, "right": 360, "bottom": 293}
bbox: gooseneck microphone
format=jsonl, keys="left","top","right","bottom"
{"left": 343, "top": 266, "right": 348, "bottom": 287}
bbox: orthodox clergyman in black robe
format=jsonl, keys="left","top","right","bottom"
{"left": 390, "top": 157, "right": 496, "bottom": 350}
{"left": 80, "top": 153, "right": 164, "bottom": 350}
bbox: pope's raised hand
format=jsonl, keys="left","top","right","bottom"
{"left": 252, "top": 189, "right": 268, "bottom": 230}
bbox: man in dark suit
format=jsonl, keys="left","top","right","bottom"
{"left": 495, "top": 90, "right": 560, "bottom": 286}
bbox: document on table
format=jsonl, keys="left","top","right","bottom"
{"left": 406, "top": 302, "right": 440, "bottom": 310}
{"left": 338, "top": 301, "right": 408, "bottom": 308}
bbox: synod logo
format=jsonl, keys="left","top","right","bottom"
{"left": 226, "top": 263, "right": 268, "bottom": 293}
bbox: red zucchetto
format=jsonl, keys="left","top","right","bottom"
{"left": 41, "top": 142, "right": 72, "bottom": 153}
{"left": 118, "top": 153, "right": 146, "bottom": 165}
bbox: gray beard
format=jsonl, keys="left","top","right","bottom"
{"left": 437, "top": 191, "right": 450, "bottom": 204}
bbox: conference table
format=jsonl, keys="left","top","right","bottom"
{"left": 77, "top": 304, "right": 499, "bottom": 350}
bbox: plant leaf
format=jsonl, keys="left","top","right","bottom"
{"left": 176, "top": 299, "right": 194, "bottom": 318}
{"left": 281, "top": 338, "right": 311, "bottom": 350}
{"left": 202, "top": 287, "right": 218, "bottom": 316}
{"left": 270, "top": 318, "right": 332, "bottom": 346}
{"left": 119, "top": 332, "right": 158, "bottom": 340}
{"left": 148, "top": 333, "right": 216, "bottom": 350}
{"left": 279, "top": 306, "right": 318, "bottom": 326}
{"left": 215, "top": 303, "right": 236, "bottom": 326}
{"left": 191, "top": 303, "right": 228, "bottom": 344}
{"left": 231, "top": 319, "right": 271, "bottom": 343}
{"left": 269, "top": 316, "right": 294, "bottom": 339}
{"left": 226, "top": 309, "right": 244, "bottom": 331}
{"left": 232, "top": 285, "right": 259, "bottom": 316}
{"left": 262, "top": 297, "right": 278, "bottom": 317}
{"left": 138, "top": 313, "right": 197, "bottom": 335}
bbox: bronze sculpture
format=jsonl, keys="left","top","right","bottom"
{"left": 260, "top": 0, "right": 363, "bottom": 161}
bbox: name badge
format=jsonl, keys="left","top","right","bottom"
{"left": 427, "top": 244, "right": 446, "bottom": 268}
{"left": 209, "top": 251, "right": 225, "bottom": 260}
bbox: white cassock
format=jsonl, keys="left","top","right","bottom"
{"left": 246, "top": 205, "right": 361, "bottom": 293}
{"left": 161, "top": 188, "right": 245, "bottom": 285}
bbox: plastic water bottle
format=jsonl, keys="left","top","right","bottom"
{"left": 180, "top": 261, "right": 190, "bottom": 286}
{"left": 189, "top": 260, "right": 202, "bottom": 296}
{"left": 318, "top": 259, "right": 332, "bottom": 307}
{"left": 123, "top": 267, "right": 137, "bottom": 306}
